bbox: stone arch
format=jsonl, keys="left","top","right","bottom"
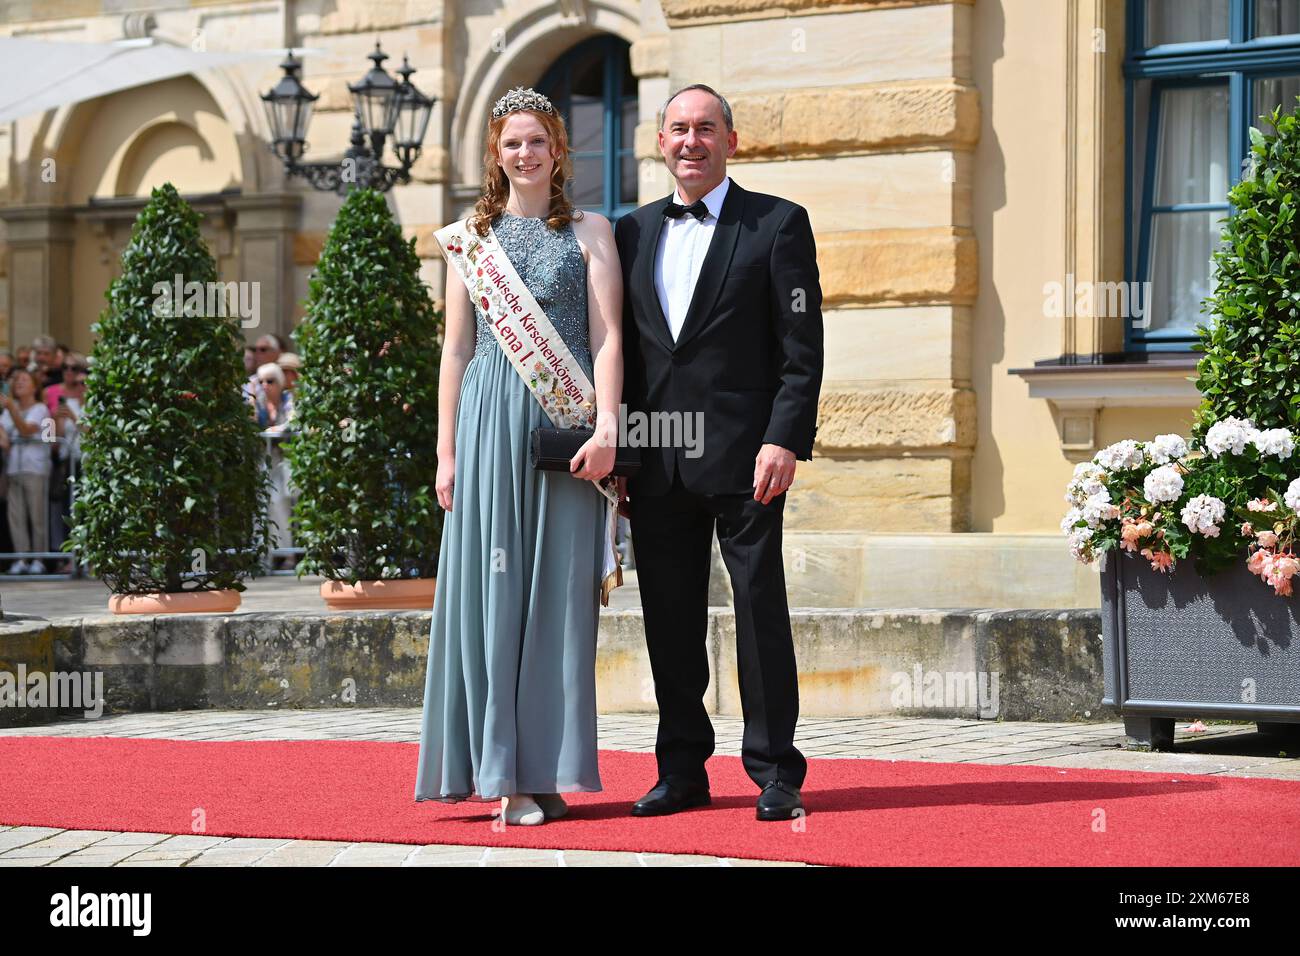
{"left": 451, "top": 1, "right": 643, "bottom": 189}
{"left": 38, "top": 69, "right": 257, "bottom": 203}
{"left": 115, "top": 119, "right": 222, "bottom": 197}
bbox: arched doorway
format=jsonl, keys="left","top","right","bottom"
{"left": 537, "top": 35, "right": 638, "bottom": 221}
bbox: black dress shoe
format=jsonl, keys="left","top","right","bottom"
{"left": 756, "top": 779, "right": 803, "bottom": 821}
{"left": 630, "top": 777, "right": 711, "bottom": 816}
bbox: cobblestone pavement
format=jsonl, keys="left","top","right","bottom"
{"left": 2, "top": 709, "right": 1296, "bottom": 867}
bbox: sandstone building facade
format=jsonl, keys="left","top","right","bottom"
{"left": 6, "top": 0, "right": 1286, "bottom": 607}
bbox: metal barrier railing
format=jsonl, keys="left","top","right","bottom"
{"left": 0, "top": 428, "right": 304, "bottom": 581}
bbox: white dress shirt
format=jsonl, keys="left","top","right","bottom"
{"left": 654, "top": 175, "right": 731, "bottom": 342}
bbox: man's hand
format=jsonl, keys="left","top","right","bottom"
{"left": 753, "top": 443, "right": 796, "bottom": 504}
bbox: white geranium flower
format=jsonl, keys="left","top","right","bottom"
{"left": 1180, "top": 494, "right": 1226, "bottom": 537}
{"left": 1143, "top": 465, "right": 1185, "bottom": 504}
{"left": 1080, "top": 490, "right": 1120, "bottom": 528}
{"left": 1204, "top": 416, "right": 1260, "bottom": 457}
{"left": 1060, "top": 508, "right": 1084, "bottom": 534}
{"left": 1066, "top": 526, "right": 1094, "bottom": 562}
{"left": 1147, "top": 433, "right": 1189, "bottom": 465}
{"left": 1254, "top": 428, "right": 1296, "bottom": 460}
{"left": 1066, "top": 462, "right": 1109, "bottom": 505}
{"left": 1094, "top": 439, "right": 1144, "bottom": 472}
{"left": 1285, "top": 477, "right": 1300, "bottom": 512}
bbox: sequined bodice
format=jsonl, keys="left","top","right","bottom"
{"left": 471, "top": 212, "right": 590, "bottom": 369}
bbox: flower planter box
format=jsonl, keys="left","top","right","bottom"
{"left": 1101, "top": 551, "right": 1300, "bottom": 749}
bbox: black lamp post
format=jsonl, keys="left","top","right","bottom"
{"left": 261, "top": 42, "right": 435, "bottom": 195}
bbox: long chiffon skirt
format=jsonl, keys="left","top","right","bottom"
{"left": 414, "top": 346, "right": 606, "bottom": 802}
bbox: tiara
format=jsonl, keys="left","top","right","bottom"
{"left": 492, "top": 86, "right": 555, "bottom": 119}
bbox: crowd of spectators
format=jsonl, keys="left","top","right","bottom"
{"left": 0, "top": 333, "right": 301, "bottom": 575}
{"left": 0, "top": 336, "right": 87, "bottom": 574}
{"left": 243, "top": 333, "right": 301, "bottom": 570}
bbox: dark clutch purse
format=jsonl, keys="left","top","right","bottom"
{"left": 529, "top": 426, "right": 641, "bottom": 477}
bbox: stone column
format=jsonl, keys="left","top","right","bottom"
{"left": 661, "top": 0, "right": 979, "bottom": 531}
{"left": 0, "top": 205, "right": 75, "bottom": 351}
{"left": 631, "top": 26, "right": 672, "bottom": 203}
{"left": 229, "top": 193, "right": 301, "bottom": 345}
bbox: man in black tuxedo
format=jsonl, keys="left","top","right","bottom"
{"left": 613, "top": 84, "right": 823, "bottom": 821}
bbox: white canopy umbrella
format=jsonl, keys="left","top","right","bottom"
{"left": 0, "top": 36, "right": 292, "bottom": 125}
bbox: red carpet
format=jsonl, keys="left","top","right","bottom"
{"left": 2, "top": 736, "right": 1299, "bottom": 866}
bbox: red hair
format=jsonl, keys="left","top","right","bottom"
{"left": 467, "top": 107, "right": 583, "bottom": 237}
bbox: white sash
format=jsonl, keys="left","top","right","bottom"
{"left": 436, "top": 216, "right": 623, "bottom": 606}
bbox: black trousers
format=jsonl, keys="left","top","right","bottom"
{"left": 629, "top": 469, "right": 807, "bottom": 790}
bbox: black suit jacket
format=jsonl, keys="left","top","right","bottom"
{"left": 614, "top": 179, "right": 824, "bottom": 497}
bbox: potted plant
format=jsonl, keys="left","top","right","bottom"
{"left": 1065, "top": 104, "right": 1300, "bottom": 749}
{"left": 66, "top": 183, "right": 271, "bottom": 613}
{"left": 287, "top": 187, "right": 442, "bottom": 609}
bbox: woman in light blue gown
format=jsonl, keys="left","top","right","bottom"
{"left": 414, "top": 87, "right": 623, "bottom": 825}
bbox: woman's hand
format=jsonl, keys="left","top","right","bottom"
{"left": 571, "top": 432, "right": 616, "bottom": 482}
{"left": 435, "top": 451, "right": 455, "bottom": 511}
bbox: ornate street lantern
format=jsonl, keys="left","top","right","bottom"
{"left": 392, "top": 56, "right": 435, "bottom": 170}
{"left": 261, "top": 41, "right": 435, "bottom": 194}
{"left": 260, "top": 51, "right": 316, "bottom": 163}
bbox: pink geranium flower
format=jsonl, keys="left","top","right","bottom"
{"left": 1141, "top": 547, "right": 1174, "bottom": 573}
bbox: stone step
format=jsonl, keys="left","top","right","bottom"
{"left": 0, "top": 606, "right": 1105, "bottom": 727}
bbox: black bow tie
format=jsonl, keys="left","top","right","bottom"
{"left": 664, "top": 199, "right": 709, "bottom": 222}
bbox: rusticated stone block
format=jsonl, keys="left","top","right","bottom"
{"left": 405, "top": 225, "right": 440, "bottom": 259}
{"left": 786, "top": 455, "right": 971, "bottom": 531}
{"left": 153, "top": 615, "right": 224, "bottom": 710}
{"left": 79, "top": 614, "right": 153, "bottom": 713}
{"left": 222, "top": 613, "right": 326, "bottom": 708}
{"left": 311, "top": 76, "right": 354, "bottom": 114}
{"left": 631, "top": 35, "right": 670, "bottom": 78}
{"left": 408, "top": 145, "right": 450, "bottom": 184}
{"left": 314, "top": 0, "right": 443, "bottom": 34}
{"left": 733, "top": 82, "right": 979, "bottom": 159}
{"left": 292, "top": 232, "right": 326, "bottom": 266}
{"left": 819, "top": 227, "right": 977, "bottom": 306}
{"left": 815, "top": 384, "right": 976, "bottom": 451}
{"left": 978, "top": 609, "right": 1106, "bottom": 721}
{"left": 662, "top": 0, "right": 970, "bottom": 26}
{"left": 729, "top": 94, "right": 784, "bottom": 154}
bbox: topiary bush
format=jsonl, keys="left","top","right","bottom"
{"left": 1195, "top": 99, "right": 1300, "bottom": 438}
{"left": 287, "top": 187, "right": 442, "bottom": 582}
{"left": 66, "top": 183, "right": 271, "bottom": 593}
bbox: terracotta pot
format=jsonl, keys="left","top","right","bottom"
{"left": 109, "top": 589, "right": 242, "bottom": 615}
{"left": 320, "top": 577, "right": 437, "bottom": 610}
